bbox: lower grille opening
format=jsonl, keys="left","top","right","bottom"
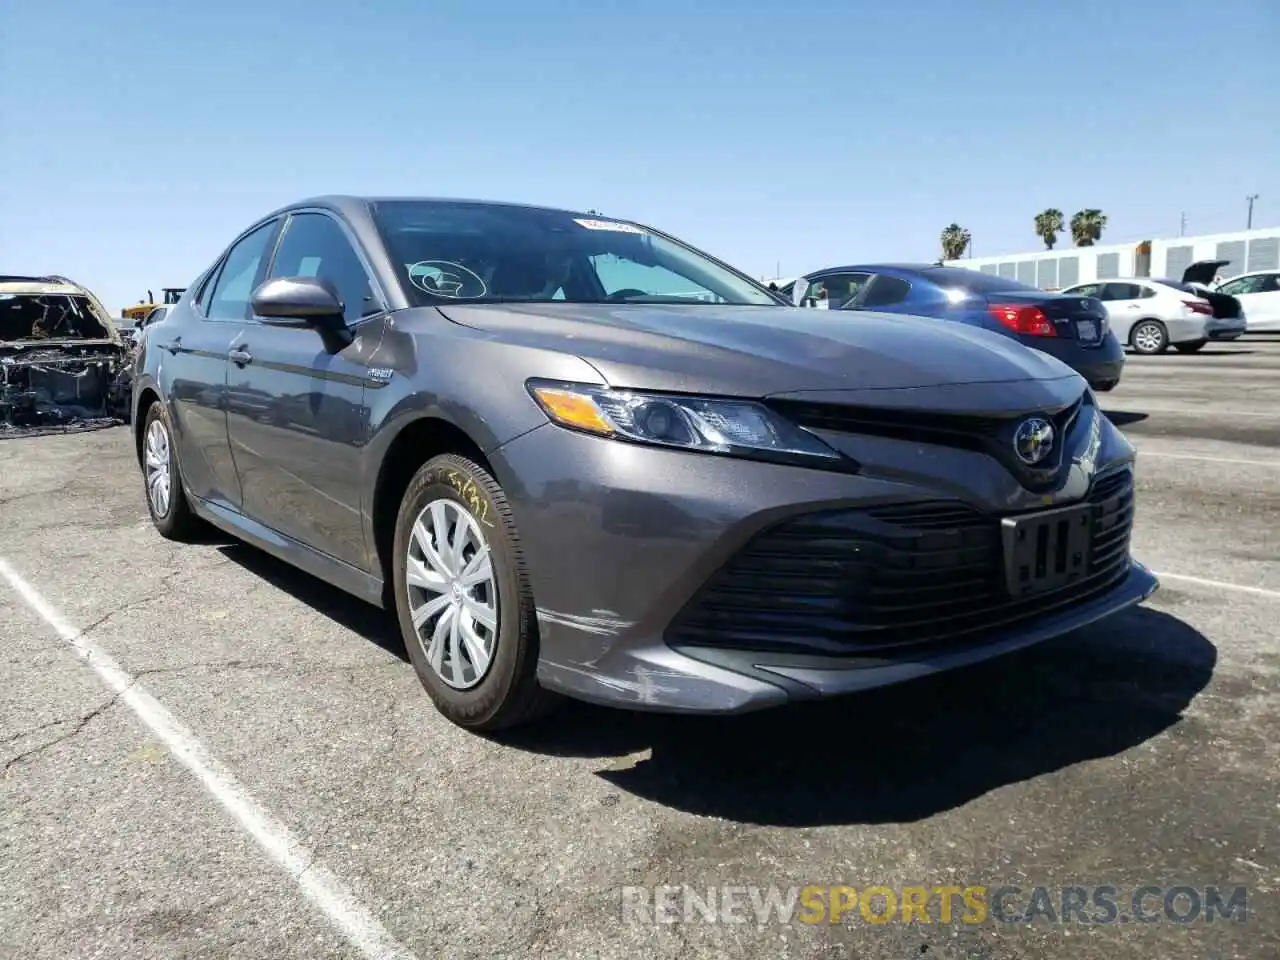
{"left": 667, "top": 468, "right": 1135, "bottom": 657}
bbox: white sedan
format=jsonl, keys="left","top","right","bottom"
{"left": 1214, "top": 270, "right": 1280, "bottom": 332}
{"left": 1061, "top": 271, "right": 1246, "bottom": 355}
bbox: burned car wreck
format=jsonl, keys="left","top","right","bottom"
{"left": 0, "top": 275, "right": 133, "bottom": 436}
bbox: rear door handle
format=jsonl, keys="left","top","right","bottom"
{"left": 228, "top": 347, "right": 254, "bottom": 366}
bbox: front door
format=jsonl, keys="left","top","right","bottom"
{"left": 224, "top": 210, "right": 386, "bottom": 570}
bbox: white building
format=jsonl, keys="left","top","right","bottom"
{"left": 946, "top": 226, "right": 1280, "bottom": 290}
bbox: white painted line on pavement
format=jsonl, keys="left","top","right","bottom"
{"left": 0, "top": 556, "right": 419, "bottom": 960}
{"left": 1139, "top": 451, "right": 1280, "bottom": 468}
{"left": 1151, "top": 570, "right": 1280, "bottom": 600}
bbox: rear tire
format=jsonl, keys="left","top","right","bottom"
{"left": 1174, "top": 339, "right": 1207, "bottom": 353}
{"left": 1130, "top": 319, "right": 1169, "bottom": 355}
{"left": 141, "top": 401, "right": 203, "bottom": 541}
{"left": 391, "top": 453, "right": 555, "bottom": 732}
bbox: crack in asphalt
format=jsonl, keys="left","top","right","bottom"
{"left": 2, "top": 683, "right": 134, "bottom": 775}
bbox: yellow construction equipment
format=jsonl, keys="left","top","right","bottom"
{"left": 121, "top": 287, "right": 185, "bottom": 322}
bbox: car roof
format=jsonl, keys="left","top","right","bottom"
{"left": 0, "top": 274, "right": 92, "bottom": 297}
{"left": 258, "top": 194, "right": 616, "bottom": 225}
{"left": 805, "top": 262, "right": 939, "bottom": 277}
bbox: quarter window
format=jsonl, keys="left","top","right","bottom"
{"left": 267, "top": 213, "right": 379, "bottom": 324}
{"left": 206, "top": 221, "right": 278, "bottom": 321}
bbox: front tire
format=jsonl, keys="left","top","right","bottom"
{"left": 1130, "top": 320, "right": 1169, "bottom": 355}
{"left": 141, "top": 402, "right": 202, "bottom": 540}
{"left": 392, "top": 453, "right": 554, "bottom": 731}
{"left": 1174, "top": 339, "right": 1207, "bottom": 353}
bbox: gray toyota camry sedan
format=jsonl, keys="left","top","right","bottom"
{"left": 131, "top": 196, "right": 1158, "bottom": 732}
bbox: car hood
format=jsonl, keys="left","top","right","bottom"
{"left": 436, "top": 302, "right": 1082, "bottom": 398}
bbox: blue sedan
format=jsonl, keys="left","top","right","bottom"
{"left": 781, "top": 263, "right": 1125, "bottom": 391}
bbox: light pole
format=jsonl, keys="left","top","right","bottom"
{"left": 1246, "top": 194, "right": 1259, "bottom": 230}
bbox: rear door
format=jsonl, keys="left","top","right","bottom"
{"left": 163, "top": 219, "right": 280, "bottom": 512}
{"left": 1097, "top": 282, "right": 1148, "bottom": 342}
{"left": 224, "top": 210, "right": 386, "bottom": 569}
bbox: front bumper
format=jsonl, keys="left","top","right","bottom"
{"left": 493, "top": 413, "right": 1153, "bottom": 714}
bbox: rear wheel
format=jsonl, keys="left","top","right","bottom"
{"left": 142, "top": 402, "right": 203, "bottom": 540}
{"left": 391, "top": 453, "right": 554, "bottom": 732}
{"left": 1174, "top": 339, "right": 1207, "bottom": 353}
{"left": 1130, "top": 320, "right": 1168, "bottom": 355}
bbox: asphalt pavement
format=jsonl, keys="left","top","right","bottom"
{"left": 2, "top": 337, "right": 1277, "bottom": 960}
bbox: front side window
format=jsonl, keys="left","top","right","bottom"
{"left": 268, "top": 213, "right": 379, "bottom": 324}
{"left": 206, "top": 221, "right": 278, "bottom": 321}
{"left": 803, "top": 272, "right": 871, "bottom": 307}
{"left": 372, "top": 201, "right": 780, "bottom": 307}
{"left": 1218, "top": 274, "right": 1269, "bottom": 296}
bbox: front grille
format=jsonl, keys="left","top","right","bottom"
{"left": 766, "top": 394, "right": 1087, "bottom": 492}
{"left": 666, "top": 467, "right": 1134, "bottom": 656}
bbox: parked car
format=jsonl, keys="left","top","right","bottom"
{"left": 1212, "top": 269, "right": 1280, "bottom": 332}
{"left": 131, "top": 196, "right": 1157, "bottom": 733}
{"left": 780, "top": 264, "right": 1124, "bottom": 391}
{"left": 1060, "top": 261, "right": 1247, "bottom": 354}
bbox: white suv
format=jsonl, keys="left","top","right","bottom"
{"left": 1060, "top": 277, "right": 1246, "bottom": 355}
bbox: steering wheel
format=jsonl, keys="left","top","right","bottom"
{"left": 605, "top": 288, "right": 649, "bottom": 302}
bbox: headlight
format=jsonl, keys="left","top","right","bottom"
{"left": 526, "top": 379, "right": 850, "bottom": 469}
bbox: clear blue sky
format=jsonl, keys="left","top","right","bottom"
{"left": 2, "top": 0, "right": 1276, "bottom": 314}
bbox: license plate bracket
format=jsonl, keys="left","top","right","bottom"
{"left": 1076, "top": 319, "right": 1098, "bottom": 342}
{"left": 1001, "top": 503, "right": 1093, "bottom": 598}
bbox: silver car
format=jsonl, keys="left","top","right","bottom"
{"left": 1062, "top": 262, "right": 1247, "bottom": 355}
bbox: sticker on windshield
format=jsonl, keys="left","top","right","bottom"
{"left": 407, "top": 261, "right": 487, "bottom": 299}
{"left": 572, "top": 218, "right": 647, "bottom": 234}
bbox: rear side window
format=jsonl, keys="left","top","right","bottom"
{"left": 1065, "top": 283, "right": 1102, "bottom": 297}
{"left": 860, "top": 275, "right": 912, "bottom": 307}
{"left": 267, "top": 213, "right": 379, "bottom": 324}
{"left": 206, "top": 221, "right": 278, "bottom": 321}
{"left": 1100, "top": 282, "right": 1142, "bottom": 301}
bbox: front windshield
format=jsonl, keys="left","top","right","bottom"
{"left": 372, "top": 200, "right": 782, "bottom": 307}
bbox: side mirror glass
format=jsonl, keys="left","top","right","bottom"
{"left": 251, "top": 276, "right": 345, "bottom": 328}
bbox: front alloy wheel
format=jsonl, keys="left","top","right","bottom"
{"left": 405, "top": 498, "right": 499, "bottom": 690}
{"left": 392, "top": 453, "right": 554, "bottom": 731}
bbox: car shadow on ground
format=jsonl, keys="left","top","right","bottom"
{"left": 500, "top": 606, "right": 1216, "bottom": 826}
{"left": 215, "top": 542, "right": 410, "bottom": 663}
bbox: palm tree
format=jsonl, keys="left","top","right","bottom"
{"left": 1069, "top": 209, "right": 1108, "bottom": 246}
{"left": 1034, "top": 209, "right": 1064, "bottom": 249}
{"left": 940, "top": 223, "right": 971, "bottom": 261}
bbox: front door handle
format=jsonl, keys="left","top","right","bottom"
{"left": 160, "top": 337, "right": 182, "bottom": 355}
{"left": 228, "top": 347, "right": 254, "bottom": 366}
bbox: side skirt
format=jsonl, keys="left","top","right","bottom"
{"left": 189, "top": 495, "right": 387, "bottom": 609}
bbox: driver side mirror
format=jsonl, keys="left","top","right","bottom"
{"left": 251, "top": 276, "right": 346, "bottom": 329}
